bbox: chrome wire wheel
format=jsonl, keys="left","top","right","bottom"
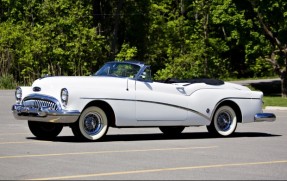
{"left": 83, "top": 113, "right": 103, "bottom": 136}
{"left": 207, "top": 105, "right": 237, "bottom": 137}
{"left": 73, "top": 106, "right": 108, "bottom": 141}
{"left": 216, "top": 111, "right": 232, "bottom": 132}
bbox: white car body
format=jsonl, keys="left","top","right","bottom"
{"left": 12, "top": 61, "right": 276, "bottom": 141}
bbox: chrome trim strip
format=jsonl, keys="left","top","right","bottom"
{"left": 81, "top": 97, "right": 210, "bottom": 120}
{"left": 81, "top": 97, "right": 261, "bottom": 119}
{"left": 254, "top": 113, "right": 276, "bottom": 122}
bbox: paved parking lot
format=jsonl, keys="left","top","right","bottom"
{"left": 1, "top": 90, "right": 287, "bottom": 180}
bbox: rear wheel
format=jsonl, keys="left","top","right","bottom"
{"left": 207, "top": 105, "right": 237, "bottom": 137}
{"left": 159, "top": 126, "right": 185, "bottom": 136}
{"left": 28, "top": 121, "right": 63, "bottom": 139}
{"left": 71, "top": 106, "right": 109, "bottom": 141}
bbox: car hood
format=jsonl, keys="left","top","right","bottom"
{"left": 31, "top": 76, "right": 128, "bottom": 94}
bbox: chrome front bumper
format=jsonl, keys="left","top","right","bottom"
{"left": 254, "top": 113, "right": 276, "bottom": 122}
{"left": 12, "top": 104, "right": 80, "bottom": 123}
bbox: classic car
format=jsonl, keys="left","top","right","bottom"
{"left": 12, "top": 61, "right": 276, "bottom": 141}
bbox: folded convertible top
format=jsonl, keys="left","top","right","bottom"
{"left": 163, "top": 78, "right": 225, "bottom": 86}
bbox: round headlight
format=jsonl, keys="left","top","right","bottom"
{"left": 15, "top": 87, "right": 22, "bottom": 102}
{"left": 61, "top": 88, "right": 69, "bottom": 106}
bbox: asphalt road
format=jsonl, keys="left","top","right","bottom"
{"left": 1, "top": 90, "right": 287, "bottom": 180}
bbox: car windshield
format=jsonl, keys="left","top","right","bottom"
{"left": 94, "top": 62, "right": 141, "bottom": 78}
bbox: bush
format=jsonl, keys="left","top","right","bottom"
{"left": 0, "top": 74, "right": 17, "bottom": 89}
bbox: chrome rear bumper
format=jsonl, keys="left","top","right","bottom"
{"left": 12, "top": 104, "right": 80, "bottom": 123}
{"left": 254, "top": 113, "right": 276, "bottom": 122}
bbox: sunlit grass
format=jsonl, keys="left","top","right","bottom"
{"left": 263, "top": 96, "right": 287, "bottom": 108}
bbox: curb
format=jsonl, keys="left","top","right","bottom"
{"left": 265, "top": 106, "right": 287, "bottom": 111}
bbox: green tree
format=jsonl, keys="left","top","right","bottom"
{"left": 1, "top": 0, "right": 283, "bottom": 89}
{"left": 248, "top": 0, "right": 287, "bottom": 97}
{"left": 92, "top": 0, "right": 150, "bottom": 61}
{"left": 152, "top": 0, "right": 242, "bottom": 80}
{"left": 0, "top": 0, "right": 106, "bottom": 84}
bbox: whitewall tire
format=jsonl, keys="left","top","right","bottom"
{"left": 72, "top": 106, "right": 109, "bottom": 141}
{"left": 207, "top": 105, "right": 237, "bottom": 137}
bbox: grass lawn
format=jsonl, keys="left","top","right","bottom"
{"left": 263, "top": 96, "right": 287, "bottom": 108}
{"left": 245, "top": 80, "right": 287, "bottom": 108}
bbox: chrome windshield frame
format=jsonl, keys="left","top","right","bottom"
{"left": 94, "top": 61, "right": 148, "bottom": 80}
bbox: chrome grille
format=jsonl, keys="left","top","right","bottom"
{"left": 23, "top": 99, "right": 59, "bottom": 111}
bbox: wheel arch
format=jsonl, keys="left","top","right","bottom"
{"left": 83, "top": 100, "right": 116, "bottom": 127}
{"left": 213, "top": 100, "right": 242, "bottom": 123}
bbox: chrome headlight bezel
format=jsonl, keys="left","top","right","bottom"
{"left": 60, "top": 88, "right": 69, "bottom": 107}
{"left": 15, "top": 87, "right": 22, "bottom": 103}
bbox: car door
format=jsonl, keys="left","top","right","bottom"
{"left": 135, "top": 68, "right": 188, "bottom": 126}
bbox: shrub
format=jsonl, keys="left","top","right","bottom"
{"left": 0, "top": 74, "right": 17, "bottom": 89}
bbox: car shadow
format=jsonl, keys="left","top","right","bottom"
{"left": 250, "top": 80, "right": 281, "bottom": 95}
{"left": 26, "top": 132, "right": 281, "bottom": 143}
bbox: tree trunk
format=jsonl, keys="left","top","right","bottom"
{"left": 203, "top": 0, "right": 210, "bottom": 77}
{"left": 110, "top": 0, "right": 124, "bottom": 59}
{"left": 250, "top": 1, "right": 287, "bottom": 97}
{"left": 267, "top": 51, "right": 287, "bottom": 97}
{"left": 92, "top": 0, "right": 102, "bottom": 35}
{"left": 281, "top": 62, "right": 287, "bottom": 97}
{"left": 282, "top": 77, "right": 287, "bottom": 97}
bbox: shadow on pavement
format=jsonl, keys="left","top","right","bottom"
{"left": 26, "top": 131, "right": 281, "bottom": 143}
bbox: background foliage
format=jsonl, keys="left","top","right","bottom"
{"left": 1, "top": 0, "right": 286, "bottom": 94}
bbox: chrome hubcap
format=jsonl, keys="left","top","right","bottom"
{"left": 217, "top": 111, "right": 232, "bottom": 131}
{"left": 83, "top": 113, "right": 102, "bottom": 135}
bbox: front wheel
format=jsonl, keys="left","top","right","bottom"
{"left": 71, "top": 106, "right": 109, "bottom": 141}
{"left": 28, "top": 121, "right": 63, "bottom": 139}
{"left": 207, "top": 105, "right": 237, "bottom": 137}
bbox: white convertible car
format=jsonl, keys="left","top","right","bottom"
{"left": 12, "top": 61, "right": 276, "bottom": 141}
